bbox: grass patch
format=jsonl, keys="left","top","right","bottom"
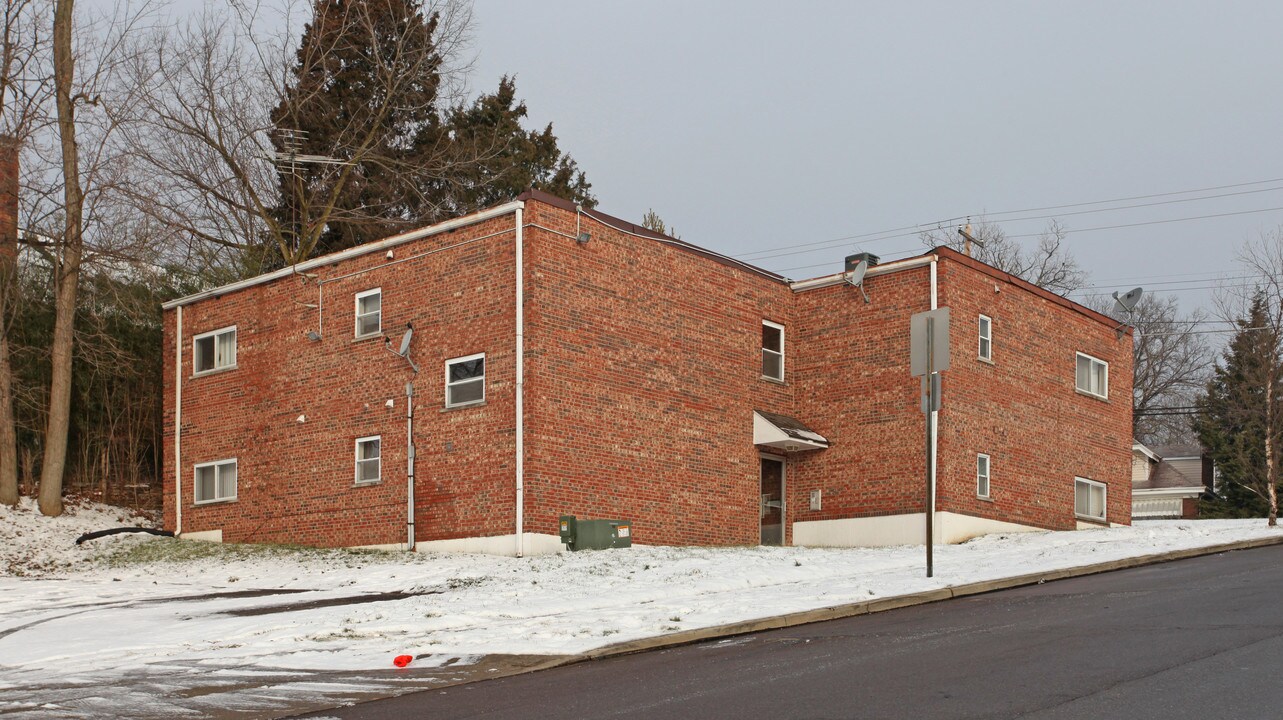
{"left": 96, "top": 538, "right": 408, "bottom": 569}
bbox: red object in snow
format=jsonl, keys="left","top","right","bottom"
{"left": 393, "top": 655, "right": 413, "bottom": 668}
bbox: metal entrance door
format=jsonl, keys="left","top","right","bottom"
{"left": 760, "top": 456, "right": 785, "bottom": 546}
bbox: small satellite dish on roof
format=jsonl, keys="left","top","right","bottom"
{"left": 385, "top": 322, "right": 420, "bottom": 373}
{"left": 845, "top": 259, "right": 870, "bottom": 304}
{"left": 1111, "top": 287, "right": 1143, "bottom": 340}
{"left": 1112, "top": 287, "right": 1143, "bottom": 315}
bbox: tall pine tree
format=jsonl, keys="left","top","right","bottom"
{"left": 270, "top": 0, "right": 444, "bottom": 260}
{"left": 1194, "top": 292, "right": 1283, "bottom": 523}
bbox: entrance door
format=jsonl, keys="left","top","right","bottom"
{"left": 760, "top": 456, "right": 785, "bottom": 546}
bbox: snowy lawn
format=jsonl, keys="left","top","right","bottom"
{"left": 2, "top": 497, "right": 1281, "bottom": 717}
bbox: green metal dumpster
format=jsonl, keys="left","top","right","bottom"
{"left": 558, "top": 515, "right": 632, "bottom": 551}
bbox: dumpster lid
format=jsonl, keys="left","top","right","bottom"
{"left": 753, "top": 410, "right": 829, "bottom": 451}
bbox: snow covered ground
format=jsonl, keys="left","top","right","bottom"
{"left": 2, "top": 497, "right": 1281, "bottom": 718}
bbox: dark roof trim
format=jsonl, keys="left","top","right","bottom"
{"left": 932, "top": 246, "right": 1128, "bottom": 333}
{"left": 517, "top": 189, "right": 788, "bottom": 284}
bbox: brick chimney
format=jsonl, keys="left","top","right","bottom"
{"left": 0, "top": 136, "right": 16, "bottom": 263}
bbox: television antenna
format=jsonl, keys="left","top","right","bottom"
{"left": 385, "top": 322, "right": 420, "bottom": 373}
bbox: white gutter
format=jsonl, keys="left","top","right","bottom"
{"left": 406, "top": 381, "right": 415, "bottom": 551}
{"left": 929, "top": 257, "right": 938, "bottom": 542}
{"left": 162, "top": 201, "right": 525, "bottom": 310}
{"left": 174, "top": 305, "right": 183, "bottom": 536}
{"left": 515, "top": 207, "right": 525, "bottom": 557}
{"left": 789, "top": 254, "right": 937, "bottom": 293}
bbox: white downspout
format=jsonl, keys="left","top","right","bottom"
{"left": 406, "top": 381, "right": 415, "bottom": 551}
{"left": 929, "top": 258, "right": 938, "bottom": 543}
{"left": 515, "top": 207, "right": 525, "bottom": 557}
{"left": 174, "top": 305, "right": 183, "bottom": 536}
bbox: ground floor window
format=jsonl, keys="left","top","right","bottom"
{"left": 194, "top": 459, "right": 237, "bottom": 503}
{"left": 355, "top": 436, "right": 381, "bottom": 484}
{"left": 1075, "top": 477, "right": 1106, "bottom": 522}
{"left": 977, "top": 454, "right": 991, "bottom": 498}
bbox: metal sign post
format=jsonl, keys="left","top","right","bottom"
{"left": 910, "top": 307, "right": 950, "bottom": 578}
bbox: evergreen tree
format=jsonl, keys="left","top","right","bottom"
{"left": 437, "top": 75, "right": 593, "bottom": 214}
{"left": 270, "top": 0, "right": 445, "bottom": 259}
{"left": 1194, "top": 292, "right": 1283, "bottom": 522}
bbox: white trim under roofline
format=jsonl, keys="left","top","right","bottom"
{"left": 789, "top": 254, "right": 938, "bottom": 292}
{"left": 162, "top": 201, "right": 525, "bottom": 310}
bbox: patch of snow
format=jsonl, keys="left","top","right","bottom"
{"left": 2, "top": 498, "right": 1281, "bottom": 718}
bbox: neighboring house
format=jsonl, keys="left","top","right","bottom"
{"left": 1131, "top": 442, "right": 1213, "bottom": 519}
{"left": 162, "top": 191, "right": 1132, "bottom": 554}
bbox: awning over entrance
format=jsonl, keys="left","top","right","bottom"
{"left": 753, "top": 410, "right": 829, "bottom": 452}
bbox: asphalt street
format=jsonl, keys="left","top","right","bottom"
{"left": 305, "top": 543, "right": 1283, "bottom": 720}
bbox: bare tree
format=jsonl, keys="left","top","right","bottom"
{"left": 921, "top": 217, "right": 1087, "bottom": 295}
{"left": 1089, "top": 293, "right": 1213, "bottom": 444}
{"left": 0, "top": 0, "right": 53, "bottom": 506}
{"left": 118, "top": 0, "right": 476, "bottom": 275}
{"left": 22, "top": 0, "right": 152, "bottom": 515}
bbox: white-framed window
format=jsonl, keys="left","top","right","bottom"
{"left": 355, "top": 288, "right": 382, "bottom": 338}
{"left": 193, "top": 326, "right": 237, "bottom": 375}
{"left": 1075, "top": 477, "right": 1106, "bottom": 522}
{"left": 446, "top": 353, "right": 485, "bottom": 407}
{"left": 978, "top": 315, "right": 992, "bottom": 362}
{"left": 762, "top": 320, "right": 784, "bottom": 381}
{"left": 977, "top": 453, "right": 991, "bottom": 498}
{"left": 1075, "top": 352, "right": 1108, "bottom": 399}
{"left": 355, "top": 436, "right": 381, "bottom": 484}
{"left": 194, "top": 458, "right": 237, "bottom": 504}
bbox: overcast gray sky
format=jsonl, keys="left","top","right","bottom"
{"left": 467, "top": 1, "right": 1283, "bottom": 321}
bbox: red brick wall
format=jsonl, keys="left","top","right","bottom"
{"left": 521, "top": 200, "right": 793, "bottom": 546}
{"left": 164, "top": 215, "right": 522, "bottom": 547}
{"left": 787, "top": 263, "right": 934, "bottom": 540}
{"left": 934, "top": 251, "right": 1132, "bottom": 529}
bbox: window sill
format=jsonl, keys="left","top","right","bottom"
{"left": 191, "top": 365, "right": 238, "bottom": 379}
{"left": 442, "top": 400, "right": 486, "bottom": 412}
{"left": 354, "top": 480, "right": 381, "bottom": 487}
{"left": 978, "top": 356, "right": 995, "bottom": 366}
{"left": 977, "top": 495, "right": 993, "bottom": 502}
{"left": 352, "top": 333, "right": 382, "bottom": 343}
{"left": 760, "top": 375, "right": 786, "bottom": 385}
{"left": 1074, "top": 388, "right": 1109, "bottom": 402}
{"left": 193, "top": 497, "right": 237, "bottom": 506}
{"left": 1075, "top": 514, "right": 1107, "bottom": 525}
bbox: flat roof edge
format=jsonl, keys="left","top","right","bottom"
{"left": 162, "top": 201, "right": 524, "bottom": 310}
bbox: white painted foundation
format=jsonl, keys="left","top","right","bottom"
{"left": 179, "top": 529, "right": 223, "bottom": 543}
{"left": 413, "top": 532, "right": 565, "bottom": 556}
{"left": 793, "top": 511, "right": 1042, "bottom": 548}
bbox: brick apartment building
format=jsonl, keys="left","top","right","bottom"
{"left": 162, "top": 191, "right": 1132, "bottom": 554}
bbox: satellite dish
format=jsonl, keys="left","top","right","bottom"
{"left": 398, "top": 326, "right": 413, "bottom": 356}
{"left": 1112, "top": 287, "right": 1144, "bottom": 315}
{"left": 846, "top": 259, "right": 870, "bottom": 304}
{"left": 385, "top": 322, "right": 419, "bottom": 373}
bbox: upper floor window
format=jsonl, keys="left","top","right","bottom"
{"left": 193, "top": 326, "right": 236, "bottom": 375}
{"left": 355, "top": 288, "right": 382, "bottom": 338}
{"left": 1075, "top": 477, "right": 1106, "bottom": 522}
{"left": 978, "top": 315, "right": 992, "bottom": 362}
{"left": 1075, "top": 352, "right": 1108, "bottom": 399}
{"left": 762, "top": 321, "right": 784, "bottom": 381}
{"left": 977, "top": 454, "right": 991, "bottom": 498}
{"left": 194, "top": 458, "right": 237, "bottom": 503}
{"left": 446, "top": 353, "right": 485, "bottom": 407}
{"left": 355, "top": 436, "right": 381, "bottom": 484}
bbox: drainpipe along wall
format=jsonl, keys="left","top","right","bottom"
{"left": 929, "top": 257, "right": 939, "bottom": 541}
{"left": 515, "top": 207, "right": 525, "bottom": 557}
{"left": 174, "top": 306, "right": 183, "bottom": 536}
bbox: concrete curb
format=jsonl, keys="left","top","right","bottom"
{"left": 299, "top": 533, "right": 1283, "bottom": 717}
{"left": 580, "top": 533, "right": 1283, "bottom": 664}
